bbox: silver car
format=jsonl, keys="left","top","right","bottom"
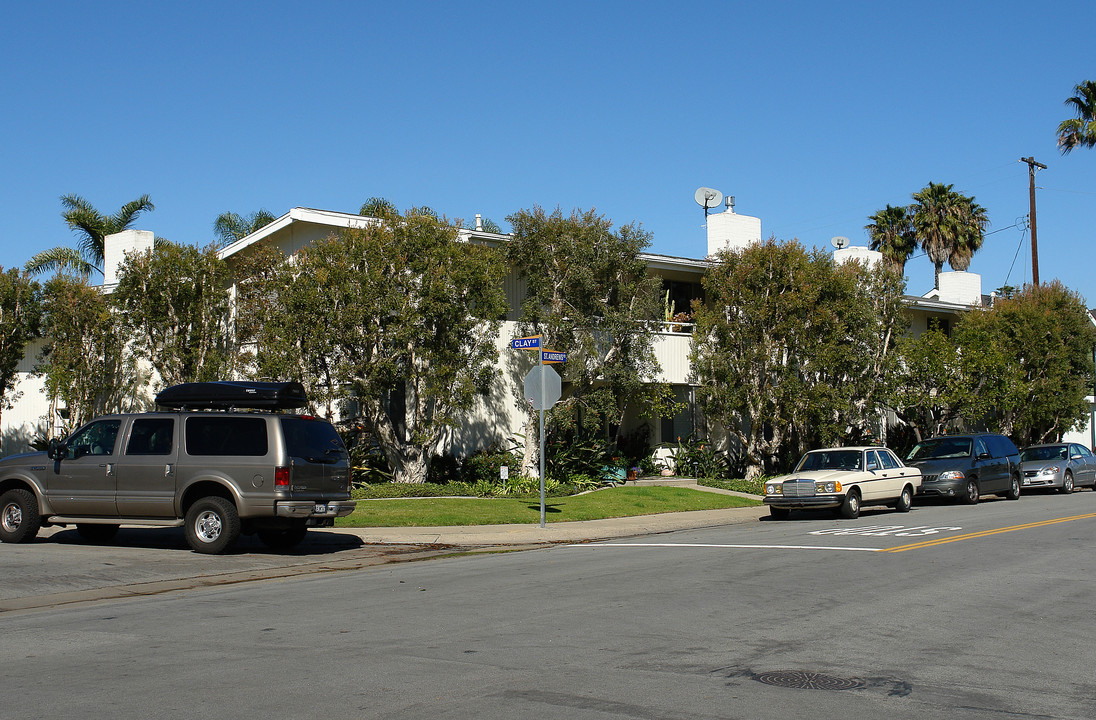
{"left": 1019, "top": 443, "right": 1096, "bottom": 494}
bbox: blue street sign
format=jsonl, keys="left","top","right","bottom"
{"left": 511, "top": 335, "right": 541, "bottom": 349}
{"left": 541, "top": 349, "right": 567, "bottom": 364}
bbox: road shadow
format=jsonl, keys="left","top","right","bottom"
{"left": 37, "top": 526, "right": 365, "bottom": 555}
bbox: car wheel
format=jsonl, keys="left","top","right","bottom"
{"left": 894, "top": 485, "right": 913, "bottom": 513}
{"left": 76, "top": 524, "right": 119, "bottom": 543}
{"left": 1061, "top": 472, "right": 1074, "bottom": 494}
{"left": 1004, "top": 474, "right": 1021, "bottom": 501}
{"left": 0, "top": 489, "right": 41, "bottom": 544}
{"left": 257, "top": 525, "right": 308, "bottom": 550}
{"left": 185, "top": 496, "right": 241, "bottom": 554}
{"left": 963, "top": 479, "right": 980, "bottom": 505}
{"left": 839, "top": 490, "right": 861, "bottom": 519}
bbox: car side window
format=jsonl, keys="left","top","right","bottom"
{"left": 879, "top": 450, "right": 901, "bottom": 470}
{"left": 65, "top": 419, "right": 122, "bottom": 459}
{"left": 1078, "top": 445, "right": 1095, "bottom": 460}
{"left": 185, "top": 416, "right": 269, "bottom": 456}
{"left": 865, "top": 451, "right": 880, "bottom": 471}
{"left": 126, "top": 418, "right": 175, "bottom": 456}
{"left": 974, "top": 437, "right": 990, "bottom": 458}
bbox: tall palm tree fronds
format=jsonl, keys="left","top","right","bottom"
{"left": 947, "top": 198, "right": 989, "bottom": 272}
{"left": 26, "top": 194, "right": 155, "bottom": 277}
{"left": 1057, "top": 80, "right": 1096, "bottom": 154}
{"left": 865, "top": 204, "right": 916, "bottom": 273}
{"left": 911, "top": 182, "right": 988, "bottom": 289}
{"left": 213, "top": 209, "right": 277, "bottom": 248}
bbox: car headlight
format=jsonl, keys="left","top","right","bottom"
{"left": 1039, "top": 466, "right": 1060, "bottom": 476}
{"left": 938, "top": 470, "right": 965, "bottom": 481}
{"left": 765, "top": 484, "right": 782, "bottom": 495}
{"left": 815, "top": 481, "right": 840, "bottom": 493}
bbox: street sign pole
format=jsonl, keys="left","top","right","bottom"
{"left": 539, "top": 363, "right": 546, "bottom": 527}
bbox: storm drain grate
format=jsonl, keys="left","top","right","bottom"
{"left": 752, "top": 671, "right": 864, "bottom": 691}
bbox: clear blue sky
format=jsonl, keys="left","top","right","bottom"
{"left": 3, "top": 1, "right": 1093, "bottom": 302}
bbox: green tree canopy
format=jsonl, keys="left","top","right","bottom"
{"left": 112, "top": 243, "right": 234, "bottom": 387}
{"left": 36, "top": 277, "right": 137, "bottom": 430}
{"left": 253, "top": 209, "right": 509, "bottom": 483}
{"left": 0, "top": 269, "right": 41, "bottom": 453}
{"left": 505, "top": 206, "right": 671, "bottom": 472}
{"left": 691, "top": 239, "right": 907, "bottom": 478}
{"left": 1057, "top": 80, "right": 1096, "bottom": 154}
{"left": 26, "top": 194, "right": 155, "bottom": 278}
{"left": 956, "top": 281, "right": 1096, "bottom": 444}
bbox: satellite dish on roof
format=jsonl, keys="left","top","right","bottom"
{"left": 695, "top": 187, "right": 724, "bottom": 218}
{"left": 831, "top": 236, "right": 850, "bottom": 250}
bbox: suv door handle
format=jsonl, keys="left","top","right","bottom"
{"left": 165, "top": 463, "right": 175, "bottom": 477}
{"left": 104, "top": 463, "right": 115, "bottom": 476}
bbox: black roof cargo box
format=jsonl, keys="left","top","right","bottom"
{"left": 155, "top": 381, "right": 308, "bottom": 410}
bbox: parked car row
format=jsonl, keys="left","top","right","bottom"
{"left": 763, "top": 433, "right": 1095, "bottom": 520}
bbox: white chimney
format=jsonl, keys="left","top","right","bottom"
{"left": 103, "top": 229, "right": 154, "bottom": 286}
{"left": 706, "top": 207, "right": 762, "bottom": 256}
{"left": 475, "top": 213, "right": 483, "bottom": 231}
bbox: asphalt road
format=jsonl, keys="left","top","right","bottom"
{"left": 2, "top": 489, "right": 1095, "bottom": 719}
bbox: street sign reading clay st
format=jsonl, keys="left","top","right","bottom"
{"left": 511, "top": 335, "right": 541, "bottom": 350}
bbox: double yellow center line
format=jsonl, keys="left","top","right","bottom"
{"left": 883, "top": 512, "right": 1096, "bottom": 553}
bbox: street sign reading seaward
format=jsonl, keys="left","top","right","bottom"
{"left": 524, "top": 366, "right": 561, "bottom": 410}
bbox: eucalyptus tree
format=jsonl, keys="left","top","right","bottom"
{"left": 112, "top": 242, "right": 233, "bottom": 387}
{"left": 865, "top": 204, "right": 916, "bottom": 274}
{"left": 505, "top": 206, "right": 671, "bottom": 474}
{"left": 26, "top": 194, "right": 155, "bottom": 278}
{"left": 690, "top": 239, "right": 905, "bottom": 479}
{"left": 213, "top": 209, "right": 277, "bottom": 248}
{"left": 255, "top": 209, "right": 508, "bottom": 483}
{"left": 1057, "top": 80, "right": 1096, "bottom": 154}
{"left": 35, "top": 276, "right": 136, "bottom": 430}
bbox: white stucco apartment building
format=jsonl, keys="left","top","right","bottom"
{"left": 4, "top": 203, "right": 1090, "bottom": 457}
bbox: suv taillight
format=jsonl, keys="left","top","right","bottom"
{"left": 275, "top": 466, "right": 290, "bottom": 488}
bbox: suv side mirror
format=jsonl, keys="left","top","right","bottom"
{"left": 46, "top": 439, "right": 68, "bottom": 461}
{"left": 976, "top": 452, "right": 992, "bottom": 460}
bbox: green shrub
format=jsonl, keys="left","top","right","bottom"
{"left": 462, "top": 444, "right": 518, "bottom": 485}
{"left": 352, "top": 481, "right": 474, "bottom": 499}
{"left": 664, "top": 435, "right": 730, "bottom": 479}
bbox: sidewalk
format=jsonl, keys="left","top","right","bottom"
{"left": 333, "top": 477, "right": 767, "bottom": 547}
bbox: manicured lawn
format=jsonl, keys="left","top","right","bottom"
{"left": 336, "top": 485, "right": 760, "bottom": 527}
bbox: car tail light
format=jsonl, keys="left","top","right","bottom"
{"left": 275, "top": 466, "right": 290, "bottom": 488}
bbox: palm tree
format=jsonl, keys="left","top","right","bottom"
{"left": 26, "top": 194, "right": 155, "bottom": 278}
{"left": 910, "top": 183, "right": 989, "bottom": 288}
{"left": 947, "top": 197, "right": 989, "bottom": 272}
{"left": 213, "top": 209, "right": 277, "bottom": 248}
{"left": 865, "top": 204, "right": 916, "bottom": 274}
{"left": 911, "top": 182, "right": 959, "bottom": 290}
{"left": 1057, "top": 80, "right": 1096, "bottom": 154}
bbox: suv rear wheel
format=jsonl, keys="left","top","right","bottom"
{"left": 0, "top": 489, "right": 41, "bottom": 544}
{"left": 185, "top": 496, "right": 241, "bottom": 554}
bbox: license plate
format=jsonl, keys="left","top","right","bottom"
{"left": 313, "top": 504, "right": 327, "bottom": 513}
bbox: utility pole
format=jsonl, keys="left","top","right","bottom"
{"left": 1020, "top": 156, "right": 1047, "bottom": 285}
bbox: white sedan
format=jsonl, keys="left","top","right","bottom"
{"left": 763, "top": 446, "right": 922, "bottom": 520}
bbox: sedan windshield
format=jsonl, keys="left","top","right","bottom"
{"left": 907, "top": 438, "right": 972, "bottom": 461}
{"left": 1020, "top": 446, "right": 1067, "bottom": 462}
{"left": 795, "top": 450, "right": 862, "bottom": 472}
